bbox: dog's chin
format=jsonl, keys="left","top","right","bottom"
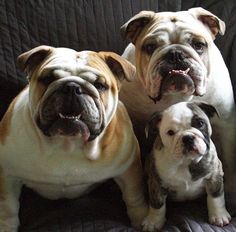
{"left": 37, "top": 116, "right": 92, "bottom": 141}
{"left": 161, "top": 69, "right": 196, "bottom": 98}
{"left": 150, "top": 68, "right": 197, "bottom": 102}
{"left": 47, "top": 118, "right": 91, "bottom": 140}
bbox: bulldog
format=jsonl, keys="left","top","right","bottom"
{"left": 142, "top": 102, "right": 231, "bottom": 231}
{"left": 0, "top": 46, "right": 148, "bottom": 231}
{"left": 119, "top": 8, "right": 235, "bottom": 183}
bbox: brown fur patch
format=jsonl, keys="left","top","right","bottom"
{"left": 86, "top": 53, "right": 119, "bottom": 109}
{"left": 0, "top": 167, "right": 6, "bottom": 200}
{"left": 0, "top": 94, "right": 20, "bottom": 145}
{"left": 100, "top": 103, "right": 136, "bottom": 165}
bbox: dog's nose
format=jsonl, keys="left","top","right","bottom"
{"left": 61, "top": 82, "right": 82, "bottom": 95}
{"left": 182, "top": 135, "right": 195, "bottom": 148}
{"left": 166, "top": 50, "right": 185, "bottom": 63}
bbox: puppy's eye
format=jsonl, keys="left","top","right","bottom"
{"left": 94, "top": 81, "right": 108, "bottom": 92}
{"left": 193, "top": 119, "right": 206, "bottom": 129}
{"left": 38, "top": 76, "right": 55, "bottom": 86}
{"left": 143, "top": 43, "right": 157, "bottom": 55}
{"left": 192, "top": 41, "right": 207, "bottom": 55}
{"left": 167, "top": 130, "right": 175, "bottom": 136}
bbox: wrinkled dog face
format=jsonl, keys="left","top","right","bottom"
{"left": 121, "top": 8, "right": 225, "bottom": 102}
{"left": 147, "top": 102, "right": 217, "bottom": 161}
{"left": 160, "top": 102, "right": 211, "bottom": 159}
{"left": 17, "top": 46, "right": 135, "bottom": 140}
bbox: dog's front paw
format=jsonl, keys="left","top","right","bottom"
{"left": 141, "top": 212, "right": 166, "bottom": 232}
{"left": 209, "top": 208, "right": 231, "bottom": 227}
{"left": 127, "top": 204, "right": 148, "bottom": 229}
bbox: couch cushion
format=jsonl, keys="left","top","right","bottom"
{"left": 19, "top": 181, "right": 236, "bottom": 232}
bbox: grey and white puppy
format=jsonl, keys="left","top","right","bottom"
{"left": 142, "top": 102, "right": 231, "bottom": 232}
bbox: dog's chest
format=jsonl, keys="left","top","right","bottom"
{"left": 155, "top": 155, "right": 205, "bottom": 201}
{"left": 1, "top": 141, "right": 133, "bottom": 199}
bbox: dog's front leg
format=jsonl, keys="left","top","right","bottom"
{"left": 206, "top": 170, "right": 231, "bottom": 227}
{"left": 141, "top": 168, "right": 167, "bottom": 232}
{"left": 0, "top": 168, "right": 22, "bottom": 232}
{"left": 114, "top": 155, "right": 148, "bottom": 229}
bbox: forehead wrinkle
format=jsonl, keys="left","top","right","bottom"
{"left": 147, "top": 22, "right": 184, "bottom": 45}
{"left": 87, "top": 55, "right": 115, "bottom": 86}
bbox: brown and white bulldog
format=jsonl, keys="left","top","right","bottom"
{"left": 120, "top": 7, "right": 235, "bottom": 186}
{"left": 0, "top": 46, "right": 148, "bottom": 231}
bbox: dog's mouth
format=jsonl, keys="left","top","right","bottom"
{"left": 163, "top": 68, "right": 195, "bottom": 94}
{"left": 150, "top": 67, "right": 196, "bottom": 102}
{"left": 148, "top": 49, "right": 206, "bottom": 102}
{"left": 46, "top": 112, "right": 90, "bottom": 140}
{"left": 37, "top": 95, "right": 104, "bottom": 141}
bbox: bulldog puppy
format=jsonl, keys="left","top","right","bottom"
{"left": 119, "top": 8, "right": 235, "bottom": 183}
{"left": 142, "top": 102, "right": 231, "bottom": 231}
{"left": 0, "top": 46, "right": 148, "bottom": 231}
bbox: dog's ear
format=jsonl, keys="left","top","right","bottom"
{"left": 145, "top": 112, "right": 163, "bottom": 153}
{"left": 188, "top": 7, "right": 225, "bottom": 39}
{"left": 196, "top": 102, "right": 219, "bottom": 119}
{"left": 17, "top": 45, "right": 52, "bottom": 75}
{"left": 99, "top": 52, "right": 136, "bottom": 90}
{"left": 120, "top": 11, "right": 155, "bottom": 44}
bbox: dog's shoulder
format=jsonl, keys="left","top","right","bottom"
{"left": 0, "top": 86, "right": 29, "bottom": 145}
{"left": 100, "top": 101, "right": 138, "bottom": 157}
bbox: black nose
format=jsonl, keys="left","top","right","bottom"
{"left": 182, "top": 135, "right": 195, "bottom": 148}
{"left": 61, "top": 82, "right": 82, "bottom": 95}
{"left": 166, "top": 50, "right": 185, "bottom": 64}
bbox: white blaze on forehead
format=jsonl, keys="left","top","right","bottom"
{"left": 41, "top": 50, "right": 103, "bottom": 82}
{"left": 162, "top": 102, "right": 193, "bottom": 126}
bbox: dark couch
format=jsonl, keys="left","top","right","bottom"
{"left": 1, "top": 0, "right": 236, "bottom": 231}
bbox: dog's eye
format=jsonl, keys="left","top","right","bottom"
{"left": 192, "top": 41, "right": 207, "bottom": 55}
{"left": 94, "top": 81, "right": 108, "bottom": 92}
{"left": 193, "top": 119, "right": 205, "bottom": 129}
{"left": 143, "top": 43, "right": 157, "bottom": 55}
{"left": 38, "top": 76, "right": 55, "bottom": 86}
{"left": 167, "top": 130, "right": 175, "bottom": 136}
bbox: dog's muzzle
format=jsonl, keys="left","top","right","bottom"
{"left": 149, "top": 48, "right": 205, "bottom": 102}
{"left": 182, "top": 134, "right": 208, "bottom": 157}
{"left": 37, "top": 81, "right": 104, "bottom": 141}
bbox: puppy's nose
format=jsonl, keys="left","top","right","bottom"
{"left": 166, "top": 50, "right": 185, "bottom": 63}
{"left": 61, "top": 82, "right": 82, "bottom": 95}
{"left": 182, "top": 135, "right": 195, "bottom": 148}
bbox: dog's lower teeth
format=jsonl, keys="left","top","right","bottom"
{"left": 59, "top": 113, "right": 81, "bottom": 120}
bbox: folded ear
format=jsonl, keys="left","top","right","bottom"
{"left": 17, "top": 45, "right": 52, "bottom": 75}
{"left": 196, "top": 102, "right": 219, "bottom": 118}
{"left": 188, "top": 7, "right": 225, "bottom": 39}
{"left": 99, "top": 52, "right": 136, "bottom": 89}
{"left": 145, "top": 112, "right": 163, "bottom": 153}
{"left": 120, "top": 11, "right": 155, "bottom": 44}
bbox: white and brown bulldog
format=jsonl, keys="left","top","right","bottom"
{"left": 119, "top": 7, "right": 235, "bottom": 186}
{"left": 143, "top": 102, "right": 231, "bottom": 231}
{"left": 0, "top": 46, "right": 148, "bottom": 231}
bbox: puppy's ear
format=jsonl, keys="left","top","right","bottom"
{"left": 188, "top": 7, "right": 225, "bottom": 39}
{"left": 120, "top": 11, "right": 155, "bottom": 44}
{"left": 17, "top": 45, "right": 52, "bottom": 75}
{"left": 196, "top": 102, "right": 219, "bottom": 118}
{"left": 99, "top": 52, "right": 136, "bottom": 90}
{"left": 145, "top": 112, "right": 163, "bottom": 153}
